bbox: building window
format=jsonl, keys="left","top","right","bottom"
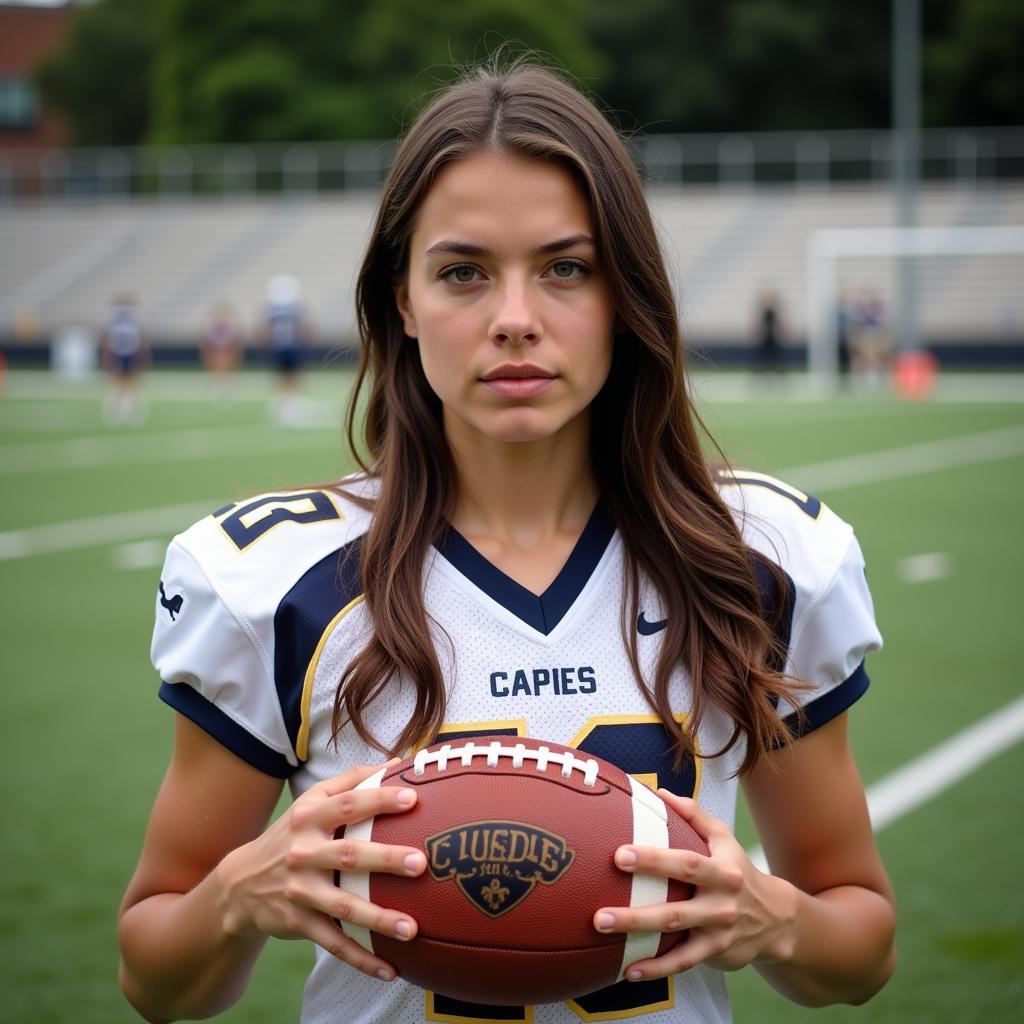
{"left": 0, "top": 79, "right": 40, "bottom": 129}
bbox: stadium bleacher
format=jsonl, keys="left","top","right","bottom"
{"left": 2, "top": 183, "right": 1022, "bottom": 362}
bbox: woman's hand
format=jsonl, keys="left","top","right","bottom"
{"left": 593, "top": 792, "right": 797, "bottom": 980}
{"left": 218, "top": 761, "right": 427, "bottom": 982}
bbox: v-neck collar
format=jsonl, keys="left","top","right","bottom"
{"left": 435, "top": 504, "right": 615, "bottom": 635}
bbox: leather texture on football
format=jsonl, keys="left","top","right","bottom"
{"left": 336, "top": 735, "right": 709, "bottom": 1005}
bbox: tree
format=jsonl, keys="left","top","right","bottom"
{"left": 584, "top": 0, "right": 890, "bottom": 134}
{"left": 35, "top": 0, "right": 158, "bottom": 146}
{"left": 924, "top": 0, "right": 1024, "bottom": 126}
{"left": 585, "top": 0, "right": 1024, "bottom": 134}
{"left": 151, "top": 0, "right": 603, "bottom": 143}
{"left": 34, "top": 0, "right": 1023, "bottom": 148}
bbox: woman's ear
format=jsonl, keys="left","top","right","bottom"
{"left": 393, "top": 281, "right": 418, "bottom": 339}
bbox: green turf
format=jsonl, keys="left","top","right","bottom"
{"left": 729, "top": 742, "right": 1024, "bottom": 1024}
{"left": 1, "top": 370, "right": 1022, "bottom": 1023}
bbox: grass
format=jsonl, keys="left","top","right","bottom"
{"left": 1, "top": 368, "right": 1022, "bottom": 1023}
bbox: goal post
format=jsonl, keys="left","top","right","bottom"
{"left": 806, "top": 224, "right": 1024, "bottom": 388}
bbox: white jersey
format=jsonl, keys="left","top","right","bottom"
{"left": 266, "top": 300, "right": 304, "bottom": 351}
{"left": 107, "top": 307, "right": 143, "bottom": 357}
{"left": 151, "top": 471, "right": 881, "bottom": 1024}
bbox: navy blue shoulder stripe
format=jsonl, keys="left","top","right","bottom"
{"left": 753, "top": 557, "right": 796, "bottom": 676}
{"left": 721, "top": 470, "right": 822, "bottom": 520}
{"left": 273, "top": 535, "right": 364, "bottom": 762}
{"left": 781, "top": 661, "right": 870, "bottom": 741}
{"left": 160, "top": 681, "right": 294, "bottom": 778}
{"left": 436, "top": 503, "right": 614, "bottom": 635}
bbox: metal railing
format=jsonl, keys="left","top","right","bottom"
{"left": 1, "top": 126, "right": 1022, "bottom": 201}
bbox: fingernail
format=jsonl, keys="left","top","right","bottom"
{"left": 403, "top": 852, "right": 423, "bottom": 873}
{"left": 395, "top": 919, "right": 413, "bottom": 939}
{"left": 627, "top": 968, "right": 644, "bottom": 981}
{"left": 396, "top": 789, "right": 416, "bottom": 807}
{"left": 596, "top": 912, "right": 616, "bottom": 931}
{"left": 376, "top": 968, "right": 393, "bottom": 981}
{"left": 617, "top": 848, "right": 637, "bottom": 868}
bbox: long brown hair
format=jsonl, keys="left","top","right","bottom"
{"left": 334, "top": 60, "right": 801, "bottom": 774}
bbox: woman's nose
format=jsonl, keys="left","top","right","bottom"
{"left": 490, "top": 278, "right": 541, "bottom": 346}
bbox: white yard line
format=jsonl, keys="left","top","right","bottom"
{"left": 2, "top": 423, "right": 1023, "bottom": 560}
{"left": 748, "top": 694, "right": 1024, "bottom": 870}
{"left": 865, "top": 694, "right": 1024, "bottom": 830}
{"left": 0, "top": 403, "right": 103, "bottom": 431}
{"left": 0, "top": 422, "right": 341, "bottom": 475}
{"left": 0, "top": 501, "right": 217, "bottom": 561}
{"left": 690, "top": 372, "right": 1024, "bottom": 405}
{"left": 897, "top": 552, "right": 953, "bottom": 583}
{"left": 775, "top": 424, "right": 1024, "bottom": 492}
{"left": 2, "top": 369, "right": 353, "bottom": 402}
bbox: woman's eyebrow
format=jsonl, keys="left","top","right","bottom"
{"left": 423, "top": 234, "right": 596, "bottom": 258}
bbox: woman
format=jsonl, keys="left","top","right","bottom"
{"left": 119, "top": 63, "right": 895, "bottom": 1024}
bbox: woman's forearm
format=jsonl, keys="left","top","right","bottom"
{"left": 754, "top": 877, "right": 896, "bottom": 1007}
{"left": 118, "top": 853, "right": 267, "bottom": 1023}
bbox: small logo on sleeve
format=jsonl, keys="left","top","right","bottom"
{"left": 159, "top": 581, "right": 184, "bottom": 621}
{"left": 636, "top": 611, "right": 668, "bottom": 635}
{"left": 425, "top": 821, "right": 574, "bottom": 916}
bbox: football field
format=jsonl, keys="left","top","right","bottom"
{"left": 1, "top": 367, "right": 1022, "bottom": 1024}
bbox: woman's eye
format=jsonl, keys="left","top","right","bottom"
{"left": 549, "top": 260, "right": 586, "bottom": 280}
{"left": 442, "top": 265, "right": 480, "bottom": 285}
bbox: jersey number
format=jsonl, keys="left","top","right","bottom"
{"left": 216, "top": 492, "right": 340, "bottom": 550}
{"left": 424, "top": 716, "right": 699, "bottom": 1024}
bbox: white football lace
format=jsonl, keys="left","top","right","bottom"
{"left": 411, "top": 740, "right": 600, "bottom": 788}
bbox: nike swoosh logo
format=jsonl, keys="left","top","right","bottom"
{"left": 636, "top": 611, "right": 668, "bottom": 636}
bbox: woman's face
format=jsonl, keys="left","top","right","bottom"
{"left": 395, "top": 149, "right": 617, "bottom": 450}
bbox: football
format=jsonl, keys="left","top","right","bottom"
{"left": 336, "top": 735, "right": 708, "bottom": 1005}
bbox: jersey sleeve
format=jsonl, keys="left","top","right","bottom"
{"left": 151, "top": 537, "right": 299, "bottom": 776}
{"left": 777, "top": 532, "right": 882, "bottom": 738}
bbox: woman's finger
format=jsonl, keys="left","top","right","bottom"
{"left": 610, "top": 843, "right": 743, "bottom": 892}
{"left": 298, "top": 876, "right": 419, "bottom": 943}
{"left": 317, "top": 760, "right": 401, "bottom": 798}
{"left": 292, "top": 785, "right": 418, "bottom": 832}
{"left": 623, "top": 929, "right": 731, "bottom": 980}
{"left": 657, "top": 791, "right": 734, "bottom": 843}
{"left": 594, "top": 892, "right": 736, "bottom": 937}
{"left": 297, "top": 908, "right": 401, "bottom": 982}
{"left": 296, "top": 837, "right": 427, "bottom": 877}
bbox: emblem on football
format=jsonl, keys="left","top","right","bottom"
{"left": 425, "top": 820, "right": 575, "bottom": 916}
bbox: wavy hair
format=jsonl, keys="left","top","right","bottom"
{"left": 334, "top": 61, "right": 801, "bottom": 774}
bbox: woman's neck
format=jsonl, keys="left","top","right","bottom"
{"left": 444, "top": 413, "right": 598, "bottom": 590}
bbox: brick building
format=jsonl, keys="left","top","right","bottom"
{"left": 0, "top": 1, "right": 76, "bottom": 153}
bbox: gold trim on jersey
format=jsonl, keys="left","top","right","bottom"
{"left": 215, "top": 489, "right": 344, "bottom": 553}
{"left": 406, "top": 719, "right": 529, "bottom": 757}
{"left": 568, "top": 713, "right": 703, "bottom": 804}
{"left": 425, "top": 993, "right": 533, "bottom": 1024}
{"left": 437, "top": 719, "right": 529, "bottom": 739}
{"left": 567, "top": 987, "right": 675, "bottom": 1022}
{"left": 721, "top": 469, "right": 810, "bottom": 504}
{"left": 297, "top": 593, "right": 365, "bottom": 761}
{"left": 717, "top": 468, "right": 824, "bottom": 522}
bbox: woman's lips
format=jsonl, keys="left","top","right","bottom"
{"left": 480, "top": 375, "right": 555, "bottom": 399}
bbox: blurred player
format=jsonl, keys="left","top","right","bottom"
{"left": 753, "top": 287, "right": 785, "bottom": 375}
{"left": 101, "top": 294, "right": 148, "bottom": 425}
{"left": 261, "top": 273, "right": 311, "bottom": 425}
{"left": 851, "top": 289, "right": 890, "bottom": 389}
{"left": 202, "top": 301, "right": 244, "bottom": 402}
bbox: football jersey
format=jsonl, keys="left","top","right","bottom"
{"left": 266, "top": 300, "right": 304, "bottom": 351}
{"left": 107, "top": 307, "right": 143, "bottom": 357}
{"left": 151, "top": 471, "right": 882, "bottom": 1024}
